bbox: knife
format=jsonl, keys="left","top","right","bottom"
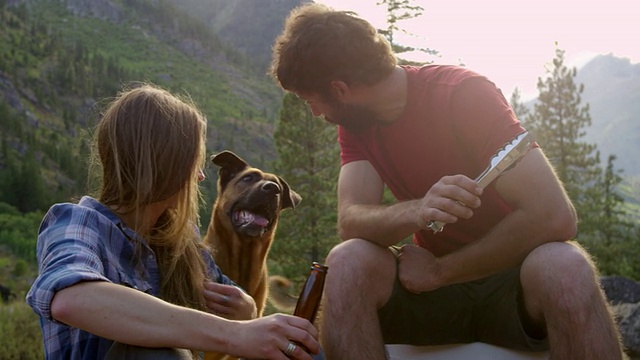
{"left": 427, "top": 131, "right": 534, "bottom": 234}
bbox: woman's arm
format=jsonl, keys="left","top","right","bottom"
{"left": 51, "top": 281, "right": 319, "bottom": 359}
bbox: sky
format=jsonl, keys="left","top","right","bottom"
{"left": 317, "top": 0, "right": 639, "bottom": 101}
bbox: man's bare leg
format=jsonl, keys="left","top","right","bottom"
{"left": 520, "top": 241, "right": 624, "bottom": 359}
{"left": 321, "top": 239, "right": 396, "bottom": 360}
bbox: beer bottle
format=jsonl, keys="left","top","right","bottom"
{"left": 293, "top": 262, "right": 328, "bottom": 324}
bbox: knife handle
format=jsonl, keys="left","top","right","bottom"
{"left": 426, "top": 164, "right": 504, "bottom": 233}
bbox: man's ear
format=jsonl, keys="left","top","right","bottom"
{"left": 330, "top": 80, "right": 351, "bottom": 102}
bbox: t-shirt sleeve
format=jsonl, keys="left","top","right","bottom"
{"left": 338, "top": 125, "right": 367, "bottom": 166}
{"left": 26, "top": 204, "right": 110, "bottom": 322}
{"left": 449, "top": 77, "right": 530, "bottom": 172}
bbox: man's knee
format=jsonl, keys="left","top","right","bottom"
{"left": 325, "top": 239, "right": 396, "bottom": 307}
{"left": 327, "top": 239, "right": 393, "bottom": 273}
{"left": 522, "top": 241, "right": 597, "bottom": 287}
{"left": 521, "top": 241, "right": 602, "bottom": 316}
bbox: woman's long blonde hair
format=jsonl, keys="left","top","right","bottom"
{"left": 91, "top": 83, "right": 208, "bottom": 310}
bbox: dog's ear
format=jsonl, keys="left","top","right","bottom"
{"left": 211, "top": 151, "right": 249, "bottom": 188}
{"left": 277, "top": 176, "right": 302, "bottom": 210}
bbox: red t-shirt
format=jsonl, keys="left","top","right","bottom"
{"left": 338, "top": 65, "right": 528, "bottom": 256}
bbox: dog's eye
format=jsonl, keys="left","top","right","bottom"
{"left": 241, "top": 174, "right": 254, "bottom": 182}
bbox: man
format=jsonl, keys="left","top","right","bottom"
{"left": 269, "top": 3, "right": 624, "bottom": 360}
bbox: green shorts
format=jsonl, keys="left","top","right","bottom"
{"left": 378, "top": 247, "right": 548, "bottom": 352}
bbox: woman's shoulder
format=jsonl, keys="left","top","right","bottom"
{"left": 41, "top": 196, "right": 120, "bottom": 235}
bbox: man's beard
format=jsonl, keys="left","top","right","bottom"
{"left": 323, "top": 100, "right": 382, "bottom": 134}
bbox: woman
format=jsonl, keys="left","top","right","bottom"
{"left": 26, "top": 84, "right": 319, "bottom": 360}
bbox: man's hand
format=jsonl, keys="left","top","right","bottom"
{"left": 397, "top": 245, "right": 441, "bottom": 293}
{"left": 415, "top": 175, "right": 482, "bottom": 230}
{"left": 203, "top": 281, "right": 257, "bottom": 320}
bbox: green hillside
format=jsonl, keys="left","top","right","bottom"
{"left": 1, "top": 5, "right": 289, "bottom": 354}
{"left": 0, "top": 0, "right": 284, "bottom": 216}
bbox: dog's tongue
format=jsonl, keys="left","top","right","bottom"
{"left": 238, "top": 210, "right": 269, "bottom": 227}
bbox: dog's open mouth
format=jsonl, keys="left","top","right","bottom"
{"left": 231, "top": 209, "right": 272, "bottom": 237}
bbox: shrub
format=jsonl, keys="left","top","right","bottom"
{"left": 0, "top": 300, "right": 44, "bottom": 359}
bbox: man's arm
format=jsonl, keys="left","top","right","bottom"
{"left": 398, "top": 148, "right": 578, "bottom": 292}
{"left": 337, "top": 160, "right": 482, "bottom": 247}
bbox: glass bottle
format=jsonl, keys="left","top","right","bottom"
{"left": 293, "top": 262, "right": 328, "bottom": 324}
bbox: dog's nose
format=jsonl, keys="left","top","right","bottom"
{"left": 261, "top": 181, "right": 281, "bottom": 195}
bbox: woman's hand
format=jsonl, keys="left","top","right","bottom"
{"left": 229, "top": 314, "right": 320, "bottom": 360}
{"left": 204, "top": 281, "right": 257, "bottom": 320}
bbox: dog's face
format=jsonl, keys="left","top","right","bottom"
{"left": 212, "top": 150, "right": 301, "bottom": 238}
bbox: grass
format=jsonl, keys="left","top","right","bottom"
{"left": 0, "top": 300, "right": 44, "bottom": 359}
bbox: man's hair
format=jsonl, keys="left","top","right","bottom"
{"left": 91, "top": 83, "right": 208, "bottom": 310}
{"left": 270, "top": 3, "right": 397, "bottom": 97}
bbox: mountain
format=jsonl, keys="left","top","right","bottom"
{"left": 0, "top": 0, "right": 298, "bottom": 213}
{"left": 165, "top": 0, "right": 305, "bottom": 72}
{"left": 576, "top": 54, "right": 640, "bottom": 178}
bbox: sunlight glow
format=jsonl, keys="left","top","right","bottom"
{"left": 316, "top": 0, "right": 639, "bottom": 101}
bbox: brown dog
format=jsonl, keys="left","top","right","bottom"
{"left": 204, "top": 150, "right": 301, "bottom": 314}
{"left": 203, "top": 151, "right": 300, "bottom": 360}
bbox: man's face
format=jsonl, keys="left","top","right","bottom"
{"left": 300, "top": 93, "right": 380, "bottom": 133}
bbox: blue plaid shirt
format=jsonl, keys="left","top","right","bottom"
{"left": 26, "top": 196, "right": 235, "bottom": 359}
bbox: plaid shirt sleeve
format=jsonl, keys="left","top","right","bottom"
{"left": 26, "top": 203, "right": 112, "bottom": 322}
{"left": 202, "top": 250, "right": 237, "bottom": 287}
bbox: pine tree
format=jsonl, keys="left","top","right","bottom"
{"left": 581, "top": 155, "right": 630, "bottom": 237}
{"left": 525, "top": 46, "right": 600, "bottom": 218}
{"left": 12, "top": 150, "right": 48, "bottom": 212}
{"left": 270, "top": 93, "right": 341, "bottom": 283}
{"left": 376, "top": 0, "right": 437, "bottom": 64}
{"left": 579, "top": 155, "right": 640, "bottom": 277}
{"left": 526, "top": 45, "right": 639, "bottom": 277}
{"left": 509, "top": 87, "right": 530, "bottom": 123}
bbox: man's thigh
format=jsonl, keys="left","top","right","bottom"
{"left": 378, "top": 256, "right": 547, "bottom": 352}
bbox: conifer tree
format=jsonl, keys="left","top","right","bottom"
{"left": 376, "top": 0, "right": 437, "bottom": 64}
{"left": 579, "top": 155, "right": 640, "bottom": 277}
{"left": 601, "top": 160, "right": 636, "bottom": 241}
{"left": 270, "top": 93, "right": 341, "bottom": 283}
{"left": 526, "top": 45, "right": 638, "bottom": 277}
{"left": 509, "top": 87, "right": 530, "bottom": 122}
{"left": 525, "top": 46, "right": 600, "bottom": 219}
